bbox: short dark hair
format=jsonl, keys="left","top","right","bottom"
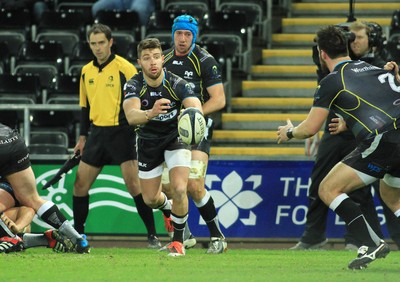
{"left": 87, "top": 23, "right": 112, "bottom": 41}
{"left": 137, "top": 38, "right": 162, "bottom": 58}
{"left": 315, "top": 25, "right": 349, "bottom": 59}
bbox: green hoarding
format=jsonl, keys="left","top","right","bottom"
{"left": 31, "top": 164, "right": 166, "bottom": 235}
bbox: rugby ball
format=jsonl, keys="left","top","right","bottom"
{"left": 178, "top": 107, "right": 206, "bottom": 145}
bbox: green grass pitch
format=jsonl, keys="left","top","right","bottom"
{"left": 1, "top": 247, "right": 399, "bottom": 281}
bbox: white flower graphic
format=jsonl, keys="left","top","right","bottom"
{"left": 206, "top": 171, "right": 263, "bottom": 228}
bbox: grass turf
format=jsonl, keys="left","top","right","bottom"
{"left": 1, "top": 247, "right": 399, "bottom": 281}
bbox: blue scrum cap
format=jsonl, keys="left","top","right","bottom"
{"left": 171, "top": 15, "right": 198, "bottom": 45}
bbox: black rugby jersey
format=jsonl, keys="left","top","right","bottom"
{"left": 124, "top": 71, "right": 197, "bottom": 139}
{"left": 163, "top": 45, "right": 222, "bottom": 105}
{"left": 313, "top": 60, "right": 400, "bottom": 142}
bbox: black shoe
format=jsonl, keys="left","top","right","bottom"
{"left": 289, "top": 239, "right": 328, "bottom": 250}
{"left": 147, "top": 235, "right": 162, "bottom": 249}
{"left": 75, "top": 234, "right": 91, "bottom": 254}
{"left": 0, "top": 236, "right": 24, "bottom": 253}
{"left": 348, "top": 240, "right": 390, "bottom": 270}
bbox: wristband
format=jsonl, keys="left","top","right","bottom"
{"left": 286, "top": 127, "right": 294, "bottom": 140}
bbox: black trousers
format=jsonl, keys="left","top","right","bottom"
{"left": 300, "top": 132, "right": 400, "bottom": 247}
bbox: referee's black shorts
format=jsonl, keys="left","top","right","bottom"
{"left": 82, "top": 125, "right": 137, "bottom": 167}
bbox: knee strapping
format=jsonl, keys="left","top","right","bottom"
{"left": 189, "top": 160, "right": 207, "bottom": 179}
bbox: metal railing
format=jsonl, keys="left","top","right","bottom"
{"left": 0, "top": 103, "right": 80, "bottom": 146}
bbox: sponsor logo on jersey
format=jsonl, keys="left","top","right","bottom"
{"left": 17, "top": 153, "right": 29, "bottom": 164}
{"left": 172, "top": 60, "right": 183, "bottom": 65}
{"left": 367, "top": 163, "right": 382, "bottom": 173}
{"left": 150, "top": 91, "right": 162, "bottom": 97}
{"left": 154, "top": 109, "right": 178, "bottom": 121}
{"left": 106, "top": 76, "right": 114, "bottom": 87}
{"left": 184, "top": 70, "right": 193, "bottom": 79}
{"left": 350, "top": 65, "right": 379, "bottom": 73}
{"left": 0, "top": 135, "right": 18, "bottom": 145}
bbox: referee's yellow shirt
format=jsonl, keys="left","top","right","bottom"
{"left": 80, "top": 54, "right": 138, "bottom": 126}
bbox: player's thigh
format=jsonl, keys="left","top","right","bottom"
{"left": 320, "top": 162, "right": 367, "bottom": 196}
{"left": 379, "top": 180, "right": 400, "bottom": 211}
{"left": 5, "top": 167, "right": 45, "bottom": 210}
{"left": 0, "top": 189, "right": 16, "bottom": 212}
{"left": 165, "top": 149, "right": 191, "bottom": 191}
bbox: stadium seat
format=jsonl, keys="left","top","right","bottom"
{"left": 30, "top": 110, "right": 79, "bottom": 147}
{"left": 111, "top": 35, "right": 136, "bottom": 58}
{"left": 47, "top": 73, "right": 80, "bottom": 104}
{"left": 199, "top": 10, "right": 252, "bottom": 73}
{"left": 0, "top": 110, "right": 20, "bottom": 130}
{"left": 0, "top": 9, "right": 32, "bottom": 56}
{"left": 218, "top": 0, "right": 267, "bottom": 38}
{"left": 125, "top": 42, "right": 140, "bottom": 68}
{"left": 145, "top": 10, "right": 176, "bottom": 45}
{"left": 0, "top": 42, "right": 11, "bottom": 74}
{"left": 0, "top": 73, "right": 42, "bottom": 104}
{"left": 55, "top": 0, "right": 96, "bottom": 23}
{"left": 33, "top": 10, "right": 87, "bottom": 56}
{"left": 13, "top": 41, "right": 65, "bottom": 91}
{"left": 198, "top": 40, "right": 232, "bottom": 81}
{"left": 94, "top": 10, "right": 143, "bottom": 42}
{"left": 390, "top": 9, "right": 400, "bottom": 37}
{"left": 67, "top": 41, "right": 93, "bottom": 75}
{"left": 30, "top": 131, "right": 69, "bottom": 148}
{"left": 164, "top": 0, "right": 209, "bottom": 22}
{"left": 387, "top": 33, "right": 400, "bottom": 64}
{"left": 28, "top": 144, "right": 69, "bottom": 155}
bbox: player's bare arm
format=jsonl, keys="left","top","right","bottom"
{"left": 183, "top": 97, "right": 203, "bottom": 114}
{"left": 277, "top": 107, "right": 329, "bottom": 144}
{"left": 202, "top": 84, "right": 226, "bottom": 116}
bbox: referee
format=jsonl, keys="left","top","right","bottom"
{"left": 72, "top": 24, "right": 160, "bottom": 248}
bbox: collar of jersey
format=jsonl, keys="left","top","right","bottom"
{"left": 94, "top": 54, "right": 115, "bottom": 72}
{"left": 174, "top": 44, "right": 195, "bottom": 57}
{"left": 333, "top": 59, "right": 352, "bottom": 71}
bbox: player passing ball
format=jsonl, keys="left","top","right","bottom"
{"left": 277, "top": 25, "right": 400, "bottom": 269}
{"left": 123, "top": 37, "right": 203, "bottom": 256}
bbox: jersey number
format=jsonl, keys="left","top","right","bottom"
{"left": 378, "top": 73, "right": 400, "bottom": 93}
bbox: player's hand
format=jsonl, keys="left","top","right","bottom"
{"left": 74, "top": 137, "right": 86, "bottom": 156}
{"left": 0, "top": 212, "right": 18, "bottom": 234}
{"left": 384, "top": 61, "right": 399, "bottom": 72}
{"left": 384, "top": 61, "right": 400, "bottom": 82}
{"left": 277, "top": 119, "right": 294, "bottom": 144}
{"left": 328, "top": 117, "right": 347, "bottom": 135}
{"left": 149, "top": 98, "right": 171, "bottom": 118}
